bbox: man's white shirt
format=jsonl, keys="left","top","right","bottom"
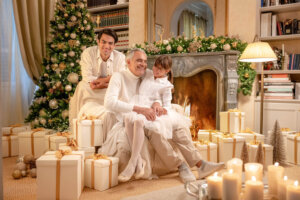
{"left": 80, "top": 46, "right": 126, "bottom": 83}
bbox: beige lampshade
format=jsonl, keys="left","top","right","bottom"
{"left": 239, "top": 42, "right": 277, "bottom": 63}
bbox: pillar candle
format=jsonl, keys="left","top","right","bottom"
{"left": 227, "top": 158, "right": 243, "bottom": 192}
{"left": 278, "top": 176, "right": 293, "bottom": 200}
{"left": 245, "top": 163, "right": 263, "bottom": 182}
{"left": 287, "top": 181, "right": 300, "bottom": 200}
{"left": 268, "top": 162, "right": 284, "bottom": 196}
{"left": 222, "top": 169, "right": 239, "bottom": 200}
{"left": 207, "top": 172, "right": 222, "bottom": 199}
{"left": 245, "top": 176, "right": 264, "bottom": 200}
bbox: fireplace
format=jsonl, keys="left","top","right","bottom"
{"left": 147, "top": 51, "right": 240, "bottom": 130}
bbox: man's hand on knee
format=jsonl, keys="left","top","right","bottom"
{"left": 133, "top": 106, "right": 156, "bottom": 121}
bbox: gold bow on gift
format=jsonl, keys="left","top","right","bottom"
{"left": 55, "top": 149, "right": 72, "bottom": 159}
{"left": 221, "top": 132, "right": 235, "bottom": 138}
{"left": 66, "top": 139, "right": 78, "bottom": 151}
{"left": 9, "top": 123, "right": 24, "bottom": 134}
{"left": 281, "top": 128, "right": 291, "bottom": 132}
{"left": 207, "top": 130, "right": 219, "bottom": 142}
{"left": 249, "top": 140, "right": 263, "bottom": 145}
{"left": 196, "top": 139, "right": 210, "bottom": 146}
{"left": 242, "top": 128, "right": 255, "bottom": 134}
{"left": 56, "top": 131, "right": 72, "bottom": 137}
{"left": 88, "top": 153, "right": 109, "bottom": 160}
{"left": 79, "top": 114, "right": 99, "bottom": 121}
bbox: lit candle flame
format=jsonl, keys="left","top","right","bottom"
{"left": 251, "top": 176, "right": 256, "bottom": 181}
{"left": 284, "top": 176, "right": 288, "bottom": 181}
{"left": 295, "top": 181, "right": 299, "bottom": 187}
{"left": 274, "top": 162, "right": 279, "bottom": 166}
{"left": 229, "top": 169, "right": 233, "bottom": 174}
{"left": 214, "top": 172, "right": 218, "bottom": 177}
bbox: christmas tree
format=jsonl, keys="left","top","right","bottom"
{"left": 240, "top": 141, "right": 249, "bottom": 171}
{"left": 25, "top": 0, "right": 96, "bottom": 131}
{"left": 269, "top": 120, "right": 286, "bottom": 165}
{"left": 255, "top": 142, "right": 264, "bottom": 167}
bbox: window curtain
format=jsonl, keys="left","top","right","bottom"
{"left": 12, "top": 0, "right": 55, "bottom": 83}
{"left": 0, "top": 0, "right": 36, "bottom": 128}
{"left": 178, "top": 10, "right": 207, "bottom": 38}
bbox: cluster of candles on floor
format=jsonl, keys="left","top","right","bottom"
{"left": 206, "top": 158, "right": 300, "bottom": 200}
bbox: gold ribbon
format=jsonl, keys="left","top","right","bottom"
{"left": 66, "top": 139, "right": 78, "bottom": 151}
{"left": 294, "top": 134, "right": 300, "bottom": 164}
{"left": 232, "top": 138, "right": 236, "bottom": 158}
{"left": 217, "top": 137, "right": 219, "bottom": 162}
{"left": 227, "top": 109, "right": 242, "bottom": 132}
{"left": 220, "top": 133, "right": 236, "bottom": 158}
{"left": 241, "top": 128, "right": 254, "bottom": 134}
{"left": 9, "top": 123, "right": 23, "bottom": 135}
{"left": 91, "top": 120, "right": 95, "bottom": 146}
{"left": 87, "top": 154, "right": 112, "bottom": 189}
{"left": 48, "top": 132, "right": 72, "bottom": 149}
{"left": 4, "top": 134, "right": 16, "bottom": 157}
{"left": 30, "top": 128, "right": 44, "bottom": 157}
{"left": 55, "top": 149, "right": 83, "bottom": 199}
{"left": 207, "top": 144, "right": 210, "bottom": 161}
{"left": 208, "top": 130, "right": 218, "bottom": 142}
{"left": 281, "top": 128, "right": 291, "bottom": 132}
{"left": 195, "top": 140, "right": 211, "bottom": 161}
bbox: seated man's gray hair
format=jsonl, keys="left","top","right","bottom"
{"left": 126, "top": 48, "right": 146, "bottom": 60}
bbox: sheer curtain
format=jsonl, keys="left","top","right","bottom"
{"left": 178, "top": 10, "right": 207, "bottom": 38}
{"left": 0, "top": 0, "right": 36, "bottom": 129}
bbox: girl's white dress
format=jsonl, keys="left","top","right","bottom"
{"left": 124, "top": 70, "right": 190, "bottom": 139}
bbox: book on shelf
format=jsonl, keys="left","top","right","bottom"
{"left": 264, "top": 85, "right": 294, "bottom": 89}
{"left": 91, "top": 8, "right": 129, "bottom": 29}
{"left": 264, "top": 77, "right": 290, "bottom": 82}
{"left": 289, "top": 54, "right": 300, "bottom": 70}
{"left": 266, "top": 88, "right": 294, "bottom": 92}
{"left": 261, "top": 13, "right": 272, "bottom": 37}
{"left": 272, "top": 15, "right": 277, "bottom": 36}
{"left": 295, "top": 83, "right": 300, "bottom": 99}
{"left": 269, "top": 74, "right": 289, "bottom": 78}
{"left": 264, "top": 96, "right": 294, "bottom": 99}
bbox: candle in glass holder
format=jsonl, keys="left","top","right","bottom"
{"left": 245, "top": 176, "right": 264, "bottom": 200}
{"left": 227, "top": 158, "right": 243, "bottom": 192}
{"left": 287, "top": 181, "right": 300, "bottom": 200}
{"left": 207, "top": 172, "right": 222, "bottom": 199}
{"left": 278, "top": 176, "right": 293, "bottom": 200}
{"left": 268, "top": 162, "right": 284, "bottom": 196}
{"left": 245, "top": 163, "right": 263, "bottom": 181}
{"left": 222, "top": 169, "right": 239, "bottom": 200}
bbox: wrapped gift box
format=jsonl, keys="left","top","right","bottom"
{"left": 73, "top": 119, "right": 103, "bottom": 148}
{"left": 286, "top": 134, "right": 300, "bottom": 165}
{"left": 45, "top": 132, "right": 73, "bottom": 151}
{"left": 2, "top": 124, "right": 31, "bottom": 136}
{"left": 59, "top": 143, "right": 95, "bottom": 158}
{"left": 36, "top": 150, "right": 84, "bottom": 200}
{"left": 236, "top": 132, "right": 264, "bottom": 143}
{"left": 213, "top": 134, "right": 245, "bottom": 162}
{"left": 84, "top": 155, "right": 119, "bottom": 191}
{"left": 193, "top": 141, "right": 217, "bottom": 162}
{"left": 197, "top": 130, "right": 221, "bottom": 142}
{"left": 18, "top": 129, "right": 54, "bottom": 158}
{"left": 2, "top": 135, "right": 18, "bottom": 157}
{"left": 220, "top": 110, "right": 245, "bottom": 133}
{"left": 247, "top": 143, "right": 273, "bottom": 167}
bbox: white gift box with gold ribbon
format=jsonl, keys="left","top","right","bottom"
{"left": 236, "top": 131, "right": 264, "bottom": 143}
{"left": 193, "top": 141, "right": 217, "bottom": 162}
{"left": 84, "top": 155, "right": 119, "bottom": 191}
{"left": 73, "top": 119, "right": 103, "bottom": 148}
{"left": 2, "top": 135, "right": 18, "bottom": 157}
{"left": 59, "top": 143, "right": 95, "bottom": 158}
{"left": 197, "top": 130, "right": 222, "bottom": 142}
{"left": 247, "top": 143, "right": 273, "bottom": 167}
{"left": 213, "top": 134, "right": 245, "bottom": 162}
{"left": 36, "top": 150, "right": 84, "bottom": 200}
{"left": 220, "top": 110, "right": 245, "bottom": 133}
{"left": 2, "top": 124, "right": 31, "bottom": 136}
{"left": 286, "top": 134, "right": 300, "bottom": 165}
{"left": 18, "top": 129, "right": 54, "bottom": 158}
{"left": 45, "top": 132, "right": 73, "bottom": 151}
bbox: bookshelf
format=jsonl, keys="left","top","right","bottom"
{"left": 87, "top": 1, "right": 129, "bottom": 51}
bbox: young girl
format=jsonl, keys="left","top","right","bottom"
{"left": 118, "top": 55, "right": 190, "bottom": 182}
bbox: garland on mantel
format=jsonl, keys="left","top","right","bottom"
{"left": 135, "top": 35, "right": 256, "bottom": 96}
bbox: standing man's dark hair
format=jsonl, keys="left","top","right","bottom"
{"left": 97, "top": 28, "right": 118, "bottom": 43}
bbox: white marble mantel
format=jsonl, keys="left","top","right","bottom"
{"left": 147, "top": 51, "right": 240, "bottom": 112}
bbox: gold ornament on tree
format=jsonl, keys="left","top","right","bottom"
{"left": 59, "top": 63, "right": 66, "bottom": 70}
{"left": 67, "top": 72, "right": 79, "bottom": 83}
{"left": 49, "top": 99, "right": 58, "bottom": 109}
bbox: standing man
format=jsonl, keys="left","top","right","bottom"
{"left": 69, "top": 28, "right": 126, "bottom": 132}
{"left": 104, "top": 48, "right": 224, "bottom": 183}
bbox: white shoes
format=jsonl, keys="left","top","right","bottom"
{"left": 134, "top": 159, "right": 146, "bottom": 180}
{"left": 178, "top": 162, "right": 196, "bottom": 183}
{"left": 197, "top": 161, "right": 225, "bottom": 179}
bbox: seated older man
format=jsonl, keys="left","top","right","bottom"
{"left": 100, "top": 48, "right": 224, "bottom": 183}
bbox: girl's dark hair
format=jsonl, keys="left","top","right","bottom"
{"left": 154, "top": 55, "right": 173, "bottom": 83}
{"left": 97, "top": 28, "right": 118, "bottom": 43}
